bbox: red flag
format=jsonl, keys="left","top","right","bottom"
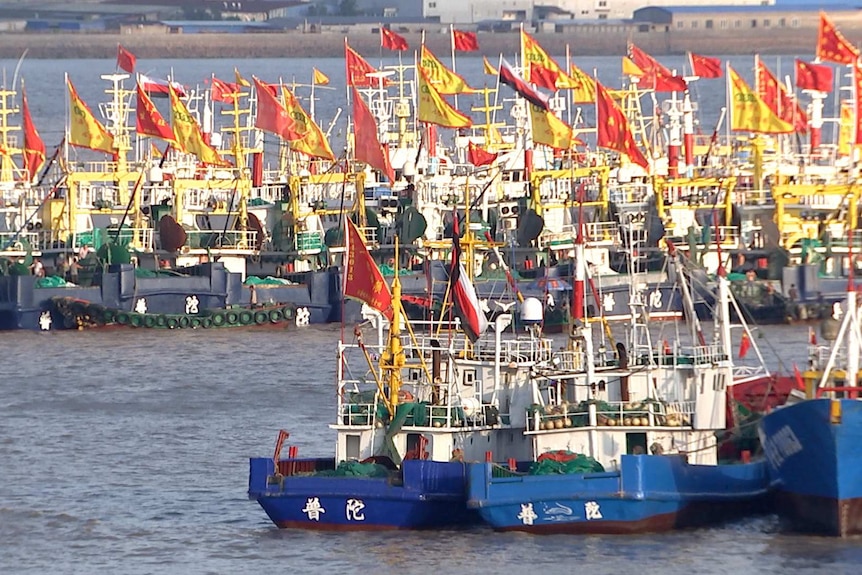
{"left": 21, "top": 85, "right": 45, "bottom": 182}
{"left": 352, "top": 87, "right": 395, "bottom": 185}
{"left": 817, "top": 11, "right": 859, "bottom": 65}
{"left": 809, "top": 326, "right": 817, "bottom": 345}
{"left": 467, "top": 141, "right": 497, "bottom": 166}
{"left": 689, "top": 52, "right": 722, "bottom": 79}
{"left": 499, "top": 57, "right": 550, "bottom": 111}
{"left": 452, "top": 29, "right": 479, "bottom": 52}
{"left": 595, "top": 81, "right": 648, "bottom": 169}
{"left": 344, "top": 217, "right": 393, "bottom": 320}
{"left": 345, "top": 41, "right": 389, "bottom": 87}
{"left": 738, "top": 331, "right": 751, "bottom": 359}
{"left": 117, "top": 44, "right": 136, "bottom": 73}
{"left": 211, "top": 77, "right": 241, "bottom": 104}
{"left": 135, "top": 82, "right": 175, "bottom": 142}
{"left": 854, "top": 60, "right": 862, "bottom": 144}
{"left": 381, "top": 27, "right": 408, "bottom": 51}
{"left": 756, "top": 59, "right": 807, "bottom": 134}
{"left": 795, "top": 59, "right": 833, "bottom": 93}
{"left": 629, "top": 44, "right": 686, "bottom": 92}
{"left": 254, "top": 77, "right": 296, "bottom": 141}
{"left": 793, "top": 363, "right": 805, "bottom": 390}
{"left": 449, "top": 214, "right": 488, "bottom": 342}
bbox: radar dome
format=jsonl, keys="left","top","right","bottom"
{"left": 520, "top": 297, "right": 544, "bottom": 324}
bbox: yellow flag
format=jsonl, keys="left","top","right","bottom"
{"left": 729, "top": 65, "right": 793, "bottom": 134}
{"left": 312, "top": 68, "right": 330, "bottom": 86}
{"left": 67, "top": 78, "right": 114, "bottom": 154}
{"left": 419, "top": 46, "right": 474, "bottom": 95}
{"left": 529, "top": 103, "right": 573, "bottom": 151}
{"left": 838, "top": 100, "right": 854, "bottom": 156}
{"left": 417, "top": 68, "right": 471, "bottom": 128}
{"left": 151, "top": 142, "right": 163, "bottom": 158}
{"left": 483, "top": 56, "right": 498, "bottom": 76}
{"left": 569, "top": 63, "right": 596, "bottom": 104}
{"left": 169, "top": 85, "right": 228, "bottom": 166}
{"left": 622, "top": 56, "right": 644, "bottom": 77}
{"left": 521, "top": 30, "right": 578, "bottom": 90}
{"left": 234, "top": 68, "right": 251, "bottom": 88}
{"left": 282, "top": 87, "right": 335, "bottom": 161}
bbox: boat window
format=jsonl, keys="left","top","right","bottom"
{"left": 463, "top": 369, "right": 476, "bottom": 386}
{"left": 346, "top": 435, "right": 360, "bottom": 461}
{"left": 626, "top": 432, "right": 648, "bottom": 455}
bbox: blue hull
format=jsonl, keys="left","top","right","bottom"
{"left": 467, "top": 455, "right": 770, "bottom": 534}
{"left": 758, "top": 398, "right": 862, "bottom": 536}
{"left": 0, "top": 264, "right": 356, "bottom": 330}
{"left": 249, "top": 457, "right": 479, "bottom": 531}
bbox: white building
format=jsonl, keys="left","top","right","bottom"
{"left": 421, "top": 0, "right": 776, "bottom": 23}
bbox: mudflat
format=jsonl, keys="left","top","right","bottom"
{"left": 0, "top": 29, "right": 825, "bottom": 59}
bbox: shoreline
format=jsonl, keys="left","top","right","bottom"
{"left": 0, "top": 30, "right": 822, "bottom": 60}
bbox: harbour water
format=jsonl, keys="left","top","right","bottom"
{"left": 2, "top": 324, "right": 861, "bottom": 574}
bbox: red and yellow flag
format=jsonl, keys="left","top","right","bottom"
{"left": 253, "top": 77, "right": 296, "bottom": 141}
{"left": 596, "top": 81, "right": 648, "bottom": 168}
{"left": 21, "top": 83, "right": 45, "bottom": 182}
{"left": 529, "top": 103, "right": 575, "bottom": 151}
{"left": 346, "top": 41, "right": 390, "bottom": 87}
{"left": 483, "top": 57, "right": 498, "bottom": 76}
{"left": 817, "top": 11, "right": 859, "bottom": 65}
{"left": 755, "top": 59, "right": 807, "bottom": 133}
{"left": 344, "top": 217, "right": 393, "bottom": 319}
{"left": 419, "top": 45, "right": 474, "bottom": 95}
{"left": 521, "top": 30, "right": 577, "bottom": 90}
{"left": 853, "top": 60, "right": 862, "bottom": 145}
{"left": 282, "top": 87, "right": 335, "bottom": 161}
{"left": 728, "top": 65, "right": 794, "bottom": 134}
{"left": 136, "top": 82, "right": 175, "bottom": 142}
{"left": 169, "top": 85, "right": 228, "bottom": 166}
{"left": 417, "top": 68, "right": 471, "bottom": 129}
{"left": 67, "top": 77, "right": 115, "bottom": 154}
{"left": 837, "top": 99, "right": 855, "bottom": 156}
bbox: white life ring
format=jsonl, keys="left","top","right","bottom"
{"left": 295, "top": 307, "right": 310, "bottom": 327}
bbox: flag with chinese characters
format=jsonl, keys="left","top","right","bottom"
{"left": 595, "top": 81, "right": 648, "bottom": 168}
{"left": 756, "top": 59, "right": 807, "bottom": 133}
{"left": 688, "top": 52, "right": 722, "bottom": 78}
{"left": 795, "top": 59, "right": 833, "bottom": 92}
{"left": 282, "top": 87, "right": 336, "bottom": 160}
{"left": 344, "top": 217, "right": 393, "bottom": 320}
{"left": 136, "top": 82, "right": 175, "bottom": 142}
{"left": 117, "top": 44, "right": 136, "bottom": 73}
{"left": 817, "top": 11, "right": 859, "bottom": 65}
{"left": 67, "top": 78, "right": 115, "bottom": 154}
{"left": 381, "top": 27, "right": 408, "bottom": 51}
{"left": 169, "top": 85, "right": 228, "bottom": 166}
{"left": 419, "top": 45, "right": 474, "bottom": 95}
{"left": 352, "top": 87, "right": 395, "bottom": 184}
{"left": 312, "top": 68, "right": 330, "bottom": 86}
{"left": 417, "top": 68, "right": 471, "bottom": 128}
{"left": 529, "top": 103, "right": 574, "bottom": 151}
{"left": 728, "top": 65, "right": 794, "bottom": 134}
{"left": 452, "top": 29, "right": 479, "bottom": 52}
{"left": 253, "top": 77, "right": 295, "bottom": 141}
{"left": 521, "top": 29, "right": 577, "bottom": 90}
{"left": 345, "top": 41, "right": 389, "bottom": 87}
{"left": 21, "top": 84, "right": 45, "bottom": 182}
{"left": 210, "top": 77, "right": 241, "bottom": 104}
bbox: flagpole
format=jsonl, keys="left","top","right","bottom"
{"left": 450, "top": 24, "right": 459, "bottom": 111}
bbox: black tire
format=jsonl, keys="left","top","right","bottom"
{"left": 280, "top": 306, "right": 294, "bottom": 320}
{"left": 202, "top": 317, "right": 213, "bottom": 328}
{"left": 103, "top": 309, "right": 116, "bottom": 323}
{"left": 239, "top": 310, "right": 254, "bottom": 325}
{"left": 143, "top": 315, "right": 156, "bottom": 328}
{"left": 130, "top": 314, "right": 143, "bottom": 328}
{"left": 116, "top": 312, "right": 130, "bottom": 325}
{"left": 178, "top": 316, "right": 191, "bottom": 329}
{"left": 166, "top": 317, "right": 179, "bottom": 329}
{"left": 254, "top": 310, "right": 268, "bottom": 325}
{"left": 226, "top": 310, "right": 239, "bottom": 325}
{"left": 190, "top": 317, "right": 202, "bottom": 329}
{"left": 211, "top": 312, "right": 225, "bottom": 327}
{"left": 155, "top": 315, "right": 168, "bottom": 327}
{"left": 268, "top": 309, "right": 283, "bottom": 323}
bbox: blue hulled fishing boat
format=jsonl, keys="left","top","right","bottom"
{"left": 758, "top": 284, "right": 862, "bottom": 536}
{"left": 467, "top": 244, "right": 772, "bottom": 533}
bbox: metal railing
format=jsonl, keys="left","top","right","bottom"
{"left": 527, "top": 399, "right": 695, "bottom": 431}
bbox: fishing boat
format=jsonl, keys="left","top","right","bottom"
{"left": 248, "top": 214, "right": 577, "bottom": 529}
{"left": 757, "top": 276, "right": 862, "bottom": 536}
{"left": 466, "top": 243, "right": 772, "bottom": 534}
